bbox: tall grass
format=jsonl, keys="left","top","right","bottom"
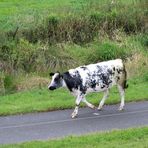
{"left": 0, "top": 0, "right": 148, "bottom": 95}
{"left": 0, "top": 0, "right": 147, "bottom": 43}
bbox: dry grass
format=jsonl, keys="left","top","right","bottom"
{"left": 16, "top": 76, "right": 50, "bottom": 92}
{"left": 15, "top": 52, "right": 148, "bottom": 92}
{"left": 125, "top": 52, "right": 148, "bottom": 78}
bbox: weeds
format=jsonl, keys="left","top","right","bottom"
{"left": 1, "top": 0, "right": 147, "bottom": 43}
{"left": 0, "top": 0, "right": 148, "bottom": 95}
{"left": 86, "top": 41, "right": 131, "bottom": 63}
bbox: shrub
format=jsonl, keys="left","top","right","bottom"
{"left": 0, "top": 72, "right": 5, "bottom": 95}
{"left": 137, "top": 34, "right": 148, "bottom": 48}
{"left": 3, "top": 74, "right": 17, "bottom": 94}
{"left": 86, "top": 41, "right": 131, "bottom": 63}
{"left": 47, "top": 15, "right": 59, "bottom": 44}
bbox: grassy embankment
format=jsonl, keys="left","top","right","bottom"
{"left": 0, "top": 0, "right": 147, "bottom": 115}
{"left": 1, "top": 127, "right": 148, "bottom": 148}
{"left": 0, "top": 78, "right": 148, "bottom": 116}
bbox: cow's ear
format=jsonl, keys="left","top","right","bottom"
{"left": 49, "top": 72, "right": 55, "bottom": 76}
{"left": 57, "top": 71, "right": 60, "bottom": 74}
{"left": 57, "top": 71, "right": 63, "bottom": 78}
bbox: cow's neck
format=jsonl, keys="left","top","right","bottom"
{"left": 62, "top": 72, "right": 75, "bottom": 92}
{"left": 62, "top": 79, "right": 67, "bottom": 88}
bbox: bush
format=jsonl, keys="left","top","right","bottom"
{"left": 1, "top": 0, "right": 147, "bottom": 45}
{"left": 143, "top": 71, "right": 148, "bottom": 82}
{"left": 3, "top": 74, "right": 17, "bottom": 94}
{"left": 0, "top": 72, "right": 5, "bottom": 95}
{"left": 86, "top": 41, "right": 131, "bottom": 63}
{"left": 0, "top": 39, "right": 79, "bottom": 75}
{"left": 137, "top": 34, "right": 148, "bottom": 48}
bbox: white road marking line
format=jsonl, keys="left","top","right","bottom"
{"left": 0, "top": 109, "right": 148, "bottom": 130}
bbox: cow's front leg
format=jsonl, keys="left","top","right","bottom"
{"left": 82, "top": 98, "right": 96, "bottom": 109}
{"left": 71, "top": 94, "right": 82, "bottom": 118}
{"left": 71, "top": 105, "right": 79, "bottom": 119}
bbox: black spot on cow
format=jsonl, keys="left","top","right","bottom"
{"left": 99, "top": 72, "right": 112, "bottom": 88}
{"left": 80, "top": 66, "right": 87, "bottom": 70}
{"left": 116, "top": 76, "right": 120, "bottom": 81}
{"left": 116, "top": 68, "right": 123, "bottom": 74}
{"left": 96, "top": 65, "right": 103, "bottom": 73}
{"left": 113, "top": 67, "right": 115, "bottom": 71}
{"left": 101, "top": 84, "right": 106, "bottom": 89}
{"left": 90, "top": 80, "right": 96, "bottom": 88}
{"left": 87, "top": 73, "right": 92, "bottom": 77}
{"left": 107, "top": 69, "right": 114, "bottom": 75}
{"left": 63, "top": 71, "right": 86, "bottom": 93}
{"left": 100, "top": 73, "right": 109, "bottom": 85}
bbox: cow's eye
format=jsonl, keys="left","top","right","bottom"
{"left": 55, "top": 77, "right": 59, "bottom": 82}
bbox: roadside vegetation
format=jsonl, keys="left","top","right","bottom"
{"left": 0, "top": 0, "right": 148, "bottom": 115}
{"left": 1, "top": 127, "right": 148, "bottom": 148}
{"left": 0, "top": 77, "right": 147, "bottom": 116}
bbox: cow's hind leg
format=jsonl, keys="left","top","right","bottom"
{"left": 71, "top": 94, "right": 83, "bottom": 118}
{"left": 117, "top": 84, "right": 125, "bottom": 111}
{"left": 98, "top": 89, "right": 109, "bottom": 110}
{"left": 117, "top": 65, "right": 128, "bottom": 111}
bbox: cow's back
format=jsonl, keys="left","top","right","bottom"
{"left": 68, "top": 59, "right": 124, "bottom": 93}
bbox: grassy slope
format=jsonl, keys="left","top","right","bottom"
{"left": 1, "top": 127, "right": 148, "bottom": 148}
{"left": 0, "top": 2, "right": 147, "bottom": 146}
{"left": 0, "top": 0, "right": 138, "bottom": 31}
{"left": 0, "top": 0, "right": 147, "bottom": 115}
{"left": 0, "top": 0, "right": 72, "bottom": 31}
{"left": 0, "top": 79, "right": 147, "bottom": 116}
{"left": 0, "top": 0, "right": 93, "bottom": 31}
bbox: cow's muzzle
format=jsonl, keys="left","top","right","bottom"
{"left": 49, "top": 86, "right": 56, "bottom": 90}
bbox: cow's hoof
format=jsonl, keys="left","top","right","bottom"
{"left": 94, "top": 106, "right": 98, "bottom": 110}
{"left": 97, "top": 106, "right": 103, "bottom": 111}
{"left": 118, "top": 106, "right": 124, "bottom": 111}
{"left": 71, "top": 113, "right": 77, "bottom": 119}
{"left": 90, "top": 105, "right": 97, "bottom": 110}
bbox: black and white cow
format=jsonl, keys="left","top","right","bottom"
{"left": 48, "top": 59, "right": 128, "bottom": 118}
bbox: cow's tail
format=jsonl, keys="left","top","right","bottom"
{"left": 124, "top": 79, "right": 128, "bottom": 89}
{"left": 123, "top": 65, "right": 128, "bottom": 89}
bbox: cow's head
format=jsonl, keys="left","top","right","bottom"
{"left": 48, "top": 72, "right": 63, "bottom": 90}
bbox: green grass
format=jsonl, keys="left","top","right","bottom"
{"left": 0, "top": 0, "right": 147, "bottom": 116}
{"left": 0, "top": 0, "right": 147, "bottom": 76}
{"left": 0, "top": 78, "right": 147, "bottom": 116}
{"left": 0, "top": 0, "right": 106, "bottom": 31}
{"left": 0, "top": 0, "right": 146, "bottom": 32}
{"left": 0, "top": 0, "right": 73, "bottom": 31}
{"left": 1, "top": 127, "right": 148, "bottom": 148}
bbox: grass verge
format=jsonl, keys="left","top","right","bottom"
{"left": 0, "top": 78, "right": 147, "bottom": 116}
{"left": 1, "top": 127, "right": 148, "bottom": 148}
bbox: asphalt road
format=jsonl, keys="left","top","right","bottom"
{"left": 0, "top": 101, "right": 148, "bottom": 144}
